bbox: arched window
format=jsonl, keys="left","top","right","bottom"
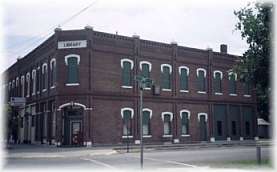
{"left": 20, "top": 75, "right": 25, "bottom": 97}
{"left": 180, "top": 110, "right": 190, "bottom": 135}
{"left": 228, "top": 72, "right": 237, "bottom": 96}
{"left": 161, "top": 112, "right": 173, "bottom": 136}
{"left": 50, "top": 58, "right": 56, "bottom": 88}
{"left": 65, "top": 54, "right": 80, "bottom": 86}
{"left": 42, "top": 63, "right": 48, "bottom": 91}
{"left": 243, "top": 80, "right": 252, "bottom": 97}
{"left": 32, "top": 69, "right": 36, "bottom": 95}
{"left": 36, "top": 66, "right": 40, "bottom": 94}
{"left": 121, "top": 58, "right": 133, "bottom": 88}
{"left": 197, "top": 68, "right": 206, "bottom": 93}
{"left": 161, "top": 64, "right": 172, "bottom": 91}
{"left": 121, "top": 108, "right": 134, "bottom": 137}
{"left": 142, "top": 108, "right": 152, "bottom": 136}
{"left": 179, "top": 66, "right": 189, "bottom": 92}
{"left": 140, "top": 61, "right": 152, "bottom": 89}
{"left": 26, "top": 72, "right": 30, "bottom": 97}
{"left": 213, "top": 70, "right": 223, "bottom": 94}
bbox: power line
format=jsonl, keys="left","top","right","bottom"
{"left": 6, "top": 0, "right": 98, "bottom": 56}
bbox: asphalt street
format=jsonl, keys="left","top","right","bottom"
{"left": 4, "top": 146, "right": 272, "bottom": 170}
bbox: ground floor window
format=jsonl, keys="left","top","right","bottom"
{"left": 162, "top": 113, "right": 173, "bottom": 135}
{"left": 142, "top": 110, "right": 151, "bottom": 135}
{"left": 217, "top": 121, "right": 222, "bottom": 136}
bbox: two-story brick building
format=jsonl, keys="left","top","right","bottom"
{"left": 3, "top": 26, "right": 258, "bottom": 146}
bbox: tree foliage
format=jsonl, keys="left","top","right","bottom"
{"left": 234, "top": 2, "right": 273, "bottom": 121}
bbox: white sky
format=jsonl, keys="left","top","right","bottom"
{"left": 1, "top": 0, "right": 256, "bottom": 73}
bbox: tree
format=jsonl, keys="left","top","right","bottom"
{"left": 234, "top": 2, "right": 272, "bottom": 121}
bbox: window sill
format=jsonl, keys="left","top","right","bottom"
{"left": 42, "top": 89, "right": 47, "bottom": 92}
{"left": 143, "top": 135, "right": 152, "bottom": 138}
{"left": 32, "top": 93, "right": 36, "bottom": 96}
{"left": 162, "top": 89, "right": 172, "bottom": 92}
{"left": 180, "top": 90, "right": 189, "bottom": 93}
{"left": 121, "top": 85, "right": 132, "bottom": 89}
{"left": 243, "top": 94, "right": 251, "bottom": 97}
{"left": 215, "top": 92, "right": 223, "bottom": 95}
{"left": 229, "top": 93, "right": 237, "bottom": 96}
{"left": 197, "top": 91, "right": 207, "bottom": 94}
{"left": 50, "top": 85, "right": 56, "bottom": 89}
{"left": 181, "top": 134, "right": 190, "bottom": 137}
{"left": 26, "top": 95, "right": 30, "bottom": 98}
{"left": 122, "top": 135, "right": 133, "bottom": 138}
{"left": 66, "top": 83, "right": 80, "bottom": 86}
{"left": 144, "top": 87, "right": 151, "bottom": 90}
{"left": 162, "top": 135, "right": 173, "bottom": 138}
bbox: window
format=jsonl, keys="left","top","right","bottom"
{"left": 36, "top": 67, "right": 40, "bottom": 93}
{"left": 50, "top": 58, "right": 56, "bottom": 88}
{"left": 16, "top": 77, "right": 19, "bottom": 96}
{"left": 140, "top": 61, "right": 152, "bottom": 89}
{"left": 42, "top": 63, "right": 47, "bottom": 91}
{"left": 245, "top": 121, "right": 250, "bottom": 136}
{"left": 20, "top": 76, "right": 25, "bottom": 97}
{"left": 228, "top": 72, "right": 237, "bottom": 95}
{"left": 180, "top": 110, "right": 190, "bottom": 135}
{"left": 232, "top": 121, "right": 237, "bottom": 135}
{"left": 142, "top": 108, "right": 152, "bottom": 136}
{"left": 213, "top": 70, "right": 223, "bottom": 94}
{"left": 243, "top": 80, "right": 252, "bottom": 96}
{"left": 121, "top": 108, "right": 134, "bottom": 137}
{"left": 121, "top": 59, "right": 133, "bottom": 88}
{"left": 65, "top": 54, "right": 80, "bottom": 85}
{"left": 32, "top": 69, "right": 36, "bottom": 95}
{"left": 179, "top": 66, "right": 189, "bottom": 92}
{"left": 217, "top": 121, "right": 222, "bottom": 136}
{"left": 161, "top": 64, "right": 172, "bottom": 91}
{"left": 197, "top": 68, "right": 206, "bottom": 93}
{"left": 162, "top": 112, "right": 173, "bottom": 136}
{"left": 26, "top": 73, "right": 30, "bottom": 97}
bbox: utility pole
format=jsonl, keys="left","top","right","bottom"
{"left": 135, "top": 75, "right": 153, "bottom": 169}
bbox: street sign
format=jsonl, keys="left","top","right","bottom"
{"left": 10, "top": 97, "right": 26, "bottom": 107}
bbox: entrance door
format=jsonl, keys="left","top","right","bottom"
{"left": 70, "top": 121, "right": 82, "bottom": 145}
{"left": 200, "top": 115, "right": 207, "bottom": 141}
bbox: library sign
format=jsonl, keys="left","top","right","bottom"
{"left": 58, "top": 40, "right": 87, "bottom": 49}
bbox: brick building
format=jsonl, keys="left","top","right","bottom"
{"left": 3, "top": 26, "right": 258, "bottom": 146}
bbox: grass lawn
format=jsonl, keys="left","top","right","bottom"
{"left": 207, "top": 159, "right": 272, "bottom": 169}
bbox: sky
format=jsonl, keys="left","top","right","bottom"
{"left": 0, "top": 0, "right": 256, "bottom": 73}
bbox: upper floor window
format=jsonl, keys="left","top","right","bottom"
{"left": 36, "top": 67, "right": 40, "bottom": 93}
{"left": 32, "top": 69, "right": 36, "bottom": 95}
{"left": 65, "top": 54, "right": 80, "bottom": 86}
{"left": 16, "top": 77, "right": 19, "bottom": 96}
{"left": 161, "top": 112, "right": 173, "bottom": 136}
{"left": 50, "top": 58, "right": 56, "bottom": 88}
{"left": 197, "top": 68, "right": 206, "bottom": 93}
{"left": 140, "top": 61, "right": 152, "bottom": 89}
{"left": 228, "top": 72, "right": 237, "bottom": 96}
{"left": 243, "top": 80, "right": 252, "bottom": 97}
{"left": 121, "top": 108, "right": 134, "bottom": 137}
{"left": 121, "top": 58, "right": 133, "bottom": 88}
{"left": 213, "top": 70, "right": 223, "bottom": 95}
{"left": 20, "top": 75, "right": 25, "bottom": 97}
{"left": 142, "top": 108, "right": 152, "bottom": 136}
{"left": 180, "top": 110, "right": 190, "bottom": 135}
{"left": 42, "top": 63, "right": 48, "bottom": 91}
{"left": 179, "top": 66, "right": 189, "bottom": 92}
{"left": 161, "top": 64, "right": 172, "bottom": 91}
{"left": 26, "top": 72, "right": 30, "bottom": 97}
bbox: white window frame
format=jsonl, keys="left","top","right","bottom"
{"left": 32, "top": 69, "right": 36, "bottom": 96}
{"left": 180, "top": 109, "right": 191, "bottom": 136}
{"left": 228, "top": 71, "right": 237, "bottom": 96}
{"left": 161, "top": 64, "right": 172, "bottom": 91}
{"left": 213, "top": 70, "right": 223, "bottom": 95}
{"left": 20, "top": 75, "right": 25, "bottom": 97}
{"left": 65, "top": 54, "right": 80, "bottom": 65}
{"left": 179, "top": 66, "right": 189, "bottom": 92}
{"left": 12, "top": 80, "right": 15, "bottom": 89}
{"left": 142, "top": 108, "right": 152, "bottom": 137}
{"left": 197, "top": 113, "right": 208, "bottom": 122}
{"left": 120, "top": 107, "right": 134, "bottom": 119}
{"left": 36, "top": 66, "right": 40, "bottom": 94}
{"left": 16, "top": 77, "right": 19, "bottom": 87}
{"left": 26, "top": 72, "right": 30, "bottom": 97}
{"left": 120, "top": 58, "right": 134, "bottom": 70}
{"left": 196, "top": 68, "right": 207, "bottom": 77}
{"left": 50, "top": 58, "right": 56, "bottom": 88}
{"left": 161, "top": 112, "right": 173, "bottom": 137}
{"left": 42, "top": 63, "right": 48, "bottom": 92}
{"left": 139, "top": 61, "right": 152, "bottom": 72}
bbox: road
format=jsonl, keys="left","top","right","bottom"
{"left": 4, "top": 146, "right": 272, "bottom": 170}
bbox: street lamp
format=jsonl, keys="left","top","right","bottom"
{"left": 134, "top": 75, "right": 153, "bottom": 169}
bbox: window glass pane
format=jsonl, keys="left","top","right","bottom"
{"left": 198, "top": 70, "right": 205, "bottom": 91}
{"left": 68, "top": 57, "right": 78, "bottom": 83}
{"left": 143, "top": 111, "right": 150, "bottom": 135}
{"left": 180, "top": 68, "right": 188, "bottom": 90}
{"left": 162, "top": 66, "right": 171, "bottom": 89}
{"left": 163, "top": 114, "right": 171, "bottom": 135}
{"left": 213, "top": 72, "right": 221, "bottom": 93}
{"left": 122, "top": 61, "right": 131, "bottom": 86}
{"left": 229, "top": 74, "right": 236, "bottom": 94}
{"left": 243, "top": 81, "right": 251, "bottom": 95}
{"left": 141, "top": 64, "right": 150, "bottom": 87}
{"left": 181, "top": 112, "right": 189, "bottom": 135}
